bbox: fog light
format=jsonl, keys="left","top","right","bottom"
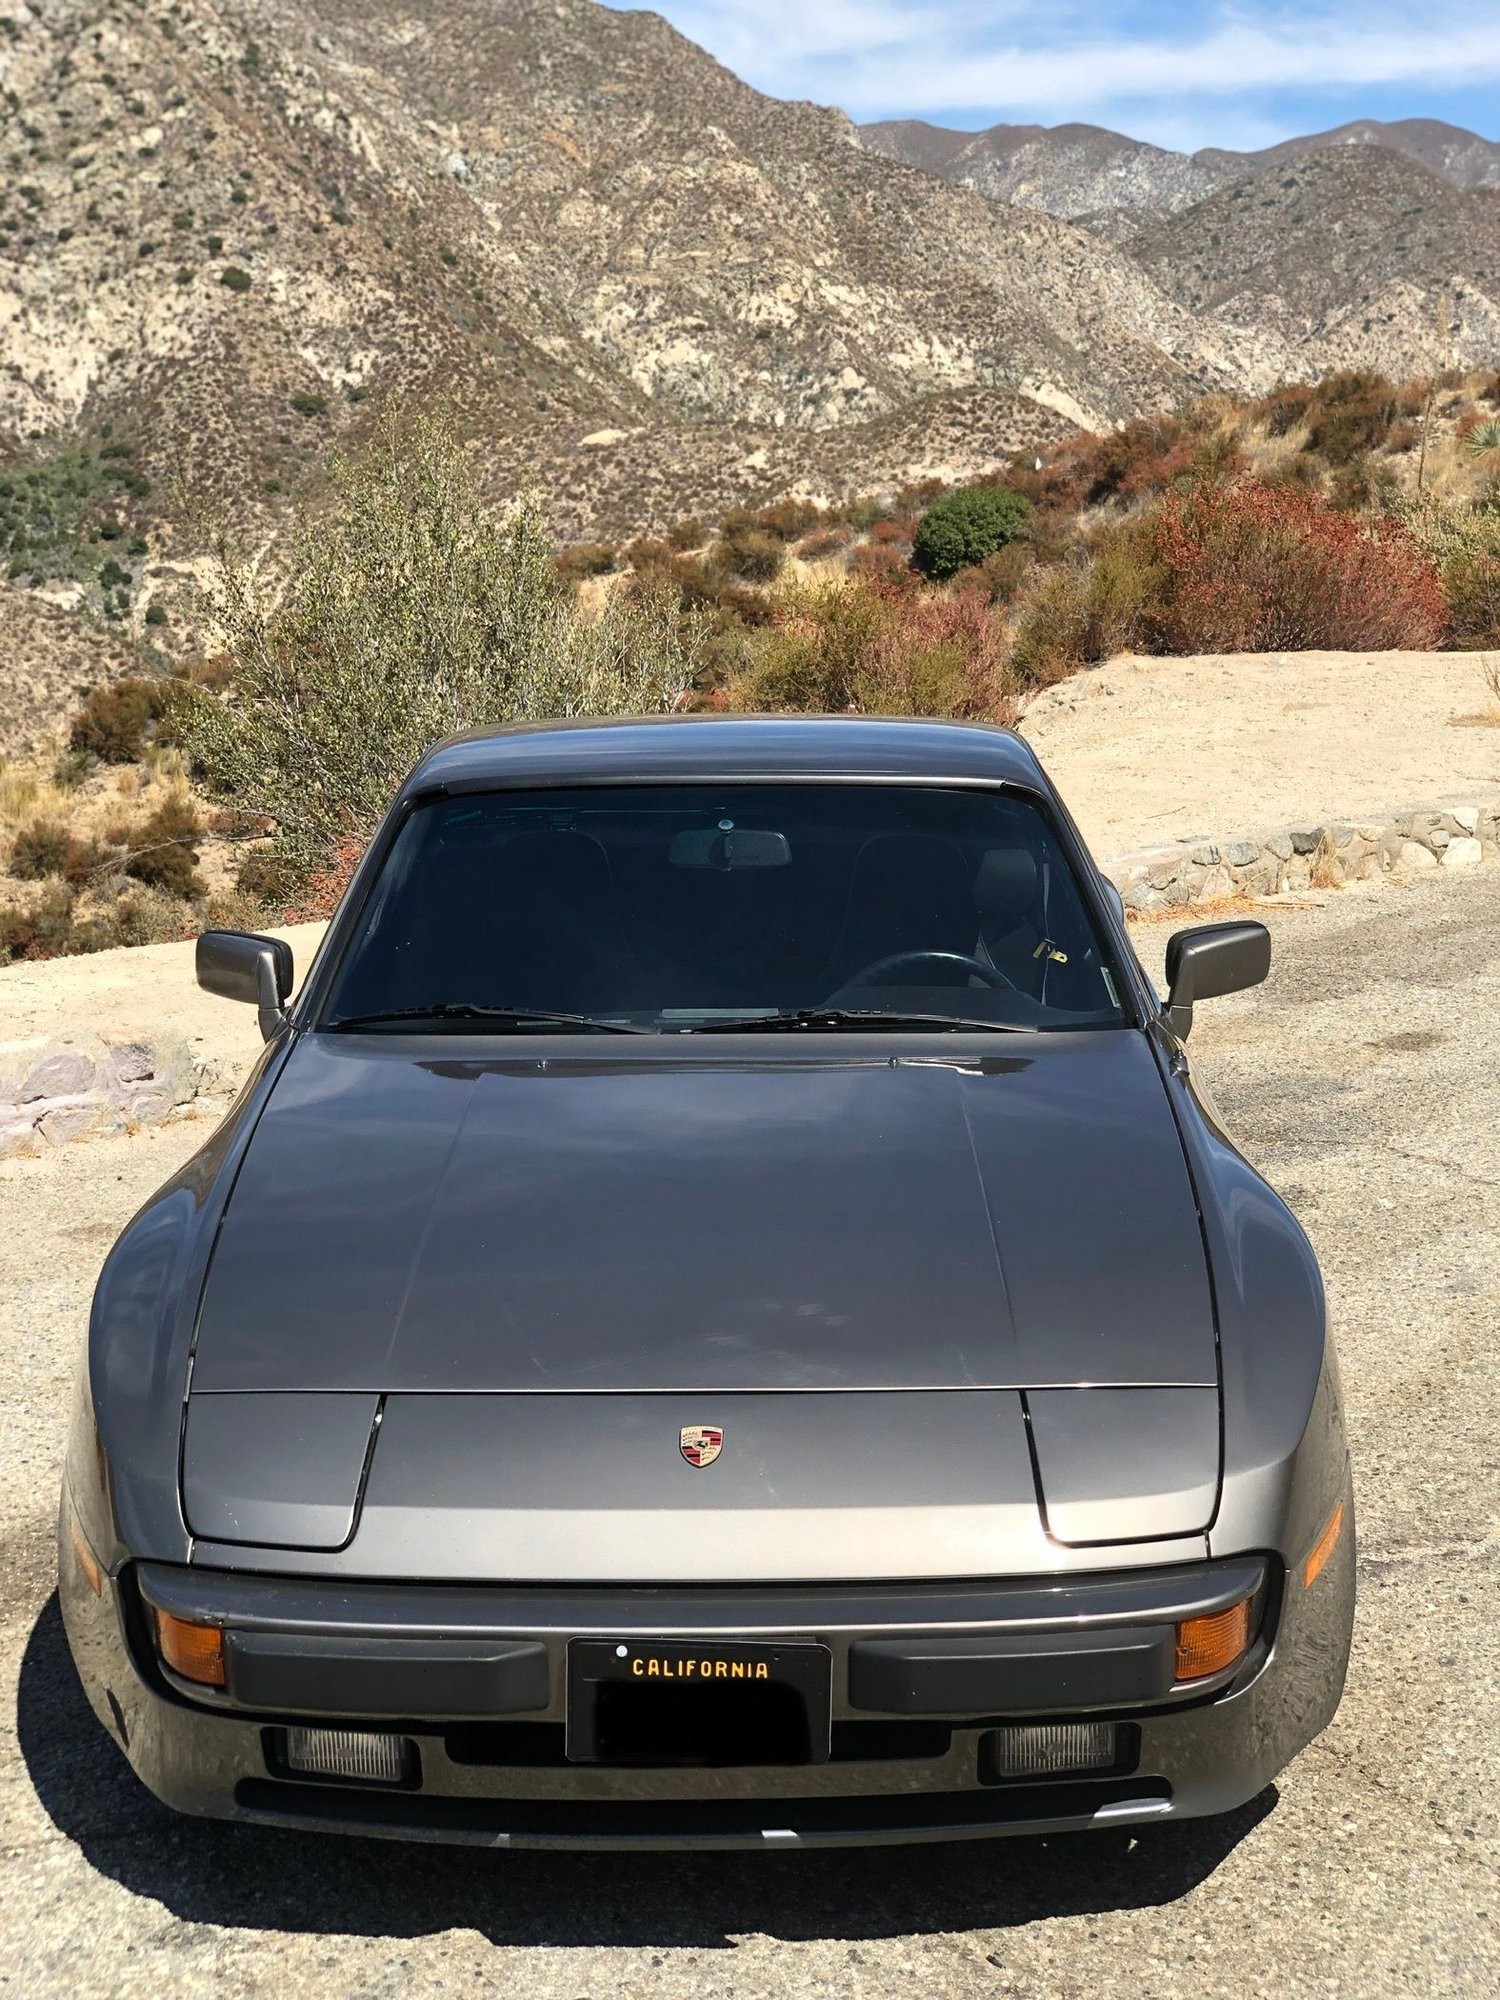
{"left": 154, "top": 1608, "right": 225, "bottom": 1688}
{"left": 984, "top": 1721, "right": 1116, "bottom": 1779}
{"left": 283, "top": 1726, "right": 411, "bottom": 1785}
{"left": 1174, "top": 1598, "right": 1251, "bottom": 1682}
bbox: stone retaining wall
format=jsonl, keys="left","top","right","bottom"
{"left": 1105, "top": 797, "right": 1500, "bottom": 914}
{"left": 0, "top": 1033, "right": 207, "bottom": 1159}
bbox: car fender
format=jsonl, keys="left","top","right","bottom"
{"left": 73, "top": 1035, "right": 296, "bottom": 1568}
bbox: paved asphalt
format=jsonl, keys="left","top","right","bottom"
{"left": 2, "top": 871, "right": 1497, "bottom": 1998}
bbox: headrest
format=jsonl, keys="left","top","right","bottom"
{"left": 974, "top": 846, "right": 1039, "bottom": 921}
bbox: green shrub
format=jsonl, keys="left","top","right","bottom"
{"left": 755, "top": 498, "right": 823, "bottom": 542}
{"left": 729, "top": 578, "right": 1011, "bottom": 720}
{"left": 1446, "top": 553, "right": 1500, "bottom": 644}
{"left": 69, "top": 677, "right": 166, "bottom": 762}
{"left": 0, "top": 884, "right": 77, "bottom": 963}
{"left": 664, "top": 517, "right": 705, "bottom": 551}
{"left": 953, "top": 540, "right": 1032, "bottom": 605}
{"left": 235, "top": 845, "right": 299, "bottom": 906}
{"left": 798, "top": 526, "right": 852, "bottom": 562}
{"left": 219, "top": 265, "right": 252, "bottom": 291}
{"left": 109, "top": 883, "right": 195, "bottom": 948}
{"left": 1392, "top": 502, "right": 1500, "bottom": 645}
{"left": 123, "top": 795, "right": 203, "bottom": 898}
{"left": 711, "top": 526, "right": 786, "bottom": 584}
{"left": 176, "top": 410, "right": 704, "bottom": 876}
{"left": 912, "top": 484, "right": 1031, "bottom": 579}
{"left": 553, "top": 541, "right": 619, "bottom": 585}
{"left": 1008, "top": 529, "right": 1163, "bottom": 686}
{"left": 144, "top": 601, "right": 167, "bottom": 626}
{"left": 9, "top": 819, "right": 104, "bottom": 886}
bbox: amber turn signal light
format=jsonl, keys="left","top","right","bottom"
{"left": 154, "top": 1608, "right": 226, "bottom": 1688}
{"left": 1303, "top": 1500, "right": 1345, "bottom": 1590}
{"left": 1174, "top": 1598, "right": 1252, "bottom": 1682}
{"left": 67, "top": 1507, "right": 102, "bottom": 1597}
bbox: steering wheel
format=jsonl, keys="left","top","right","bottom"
{"left": 832, "top": 949, "right": 1017, "bottom": 994}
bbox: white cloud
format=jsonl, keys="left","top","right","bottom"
{"left": 631, "top": 3, "right": 1500, "bottom": 148}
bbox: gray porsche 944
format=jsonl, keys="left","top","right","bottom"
{"left": 60, "top": 715, "right": 1354, "bottom": 1848}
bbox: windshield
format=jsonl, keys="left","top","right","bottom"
{"left": 321, "top": 784, "right": 1126, "bottom": 1034}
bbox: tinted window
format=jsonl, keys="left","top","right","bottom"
{"left": 323, "top": 785, "right": 1124, "bottom": 1032}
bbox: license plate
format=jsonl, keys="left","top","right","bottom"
{"left": 566, "top": 1638, "right": 833, "bottom": 1766}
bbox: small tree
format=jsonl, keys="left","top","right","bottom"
{"left": 912, "top": 484, "right": 1032, "bottom": 579}
{"left": 177, "top": 411, "right": 702, "bottom": 875}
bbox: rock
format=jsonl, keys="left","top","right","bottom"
{"left": 103, "top": 1041, "right": 155, "bottom": 1087}
{"left": 1396, "top": 840, "right": 1438, "bottom": 872}
{"left": 1430, "top": 828, "right": 1450, "bottom": 849}
{"left": 19, "top": 1048, "right": 95, "bottom": 1103}
{"left": 1289, "top": 827, "right": 1322, "bottom": 855}
{"left": 1441, "top": 837, "right": 1483, "bottom": 869}
{"left": 0, "top": 1121, "right": 39, "bottom": 1161}
{"left": 37, "top": 1103, "right": 109, "bottom": 1146}
{"left": 1188, "top": 843, "right": 1220, "bottom": 867}
{"left": 1452, "top": 807, "right": 1480, "bottom": 833}
{"left": 1267, "top": 833, "right": 1293, "bottom": 861}
{"left": 1223, "top": 840, "right": 1261, "bottom": 869}
{"left": 445, "top": 150, "right": 470, "bottom": 181}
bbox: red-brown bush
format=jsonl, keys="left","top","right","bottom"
{"left": 847, "top": 541, "right": 913, "bottom": 582}
{"left": 1146, "top": 482, "right": 1446, "bottom": 652}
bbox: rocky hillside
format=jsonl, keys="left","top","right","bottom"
{"left": 0, "top": 0, "right": 1223, "bottom": 545}
{"left": 1, "top": 0, "right": 1497, "bottom": 562}
{"left": 0, "top": 585, "right": 142, "bottom": 759}
{"left": 1131, "top": 149, "right": 1500, "bottom": 390}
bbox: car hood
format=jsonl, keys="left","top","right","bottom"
{"left": 189, "top": 1030, "right": 1216, "bottom": 1397}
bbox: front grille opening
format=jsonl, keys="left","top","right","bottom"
{"left": 831, "top": 1720, "right": 952, "bottom": 1762}
{"left": 234, "top": 1777, "right": 1174, "bottom": 1840}
{"left": 447, "top": 1722, "right": 568, "bottom": 1766}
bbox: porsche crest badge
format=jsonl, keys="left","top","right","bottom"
{"left": 680, "top": 1425, "right": 724, "bottom": 1468}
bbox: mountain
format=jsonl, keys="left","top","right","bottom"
{"left": 0, "top": 0, "right": 1497, "bottom": 588}
{"left": 859, "top": 120, "right": 1231, "bottom": 237}
{"left": 1203, "top": 118, "right": 1500, "bottom": 193}
{"left": 860, "top": 114, "right": 1500, "bottom": 236}
{"left": 0, "top": 0, "right": 1220, "bottom": 546}
{"left": 1130, "top": 148, "right": 1500, "bottom": 389}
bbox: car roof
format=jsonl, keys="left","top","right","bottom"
{"left": 402, "top": 714, "right": 1050, "bottom": 797}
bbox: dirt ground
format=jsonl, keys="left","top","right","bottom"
{"left": 1020, "top": 648, "right": 1500, "bottom": 857}
{"left": 3, "top": 867, "right": 1496, "bottom": 1998}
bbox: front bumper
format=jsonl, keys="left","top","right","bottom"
{"left": 59, "top": 1481, "right": 1354, "bottom": 1849}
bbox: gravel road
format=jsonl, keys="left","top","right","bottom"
{"left": 3, "top": 872, "right": 1497, "bottom": 1999}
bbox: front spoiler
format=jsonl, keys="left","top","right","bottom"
{"left": 58, "top": 1475, "right": 1355, "bottom": 1850}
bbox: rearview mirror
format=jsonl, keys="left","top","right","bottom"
{"left": 197, "top": 931, "right": 294, "bottom": 1042}
{"left": 1164, "top": 921, "right": 1270, "bottom": 1039}
{"left": 669, "top": 827, "right": 791, "bottom": 870}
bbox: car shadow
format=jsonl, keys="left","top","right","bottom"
{"left": 18, "top": 1592, "right": 1273, "bottom": 1949}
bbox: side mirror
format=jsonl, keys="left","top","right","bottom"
{"left": 1164, "top": 920, "right": 1270, "bottom": 1039}
{"left": 197, "top": 931, "right": 294, "bottom": 1042}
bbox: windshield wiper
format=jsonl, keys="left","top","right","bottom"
{"left": 324, "top": 1004, "right": 645, "bottom": 1035}
{"left": 683, "top": 1008, "right": 1035, "bottom": 1034}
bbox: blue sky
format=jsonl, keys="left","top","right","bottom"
{"left": 613, "top": 2, "right": 1500, "bottom": 153}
